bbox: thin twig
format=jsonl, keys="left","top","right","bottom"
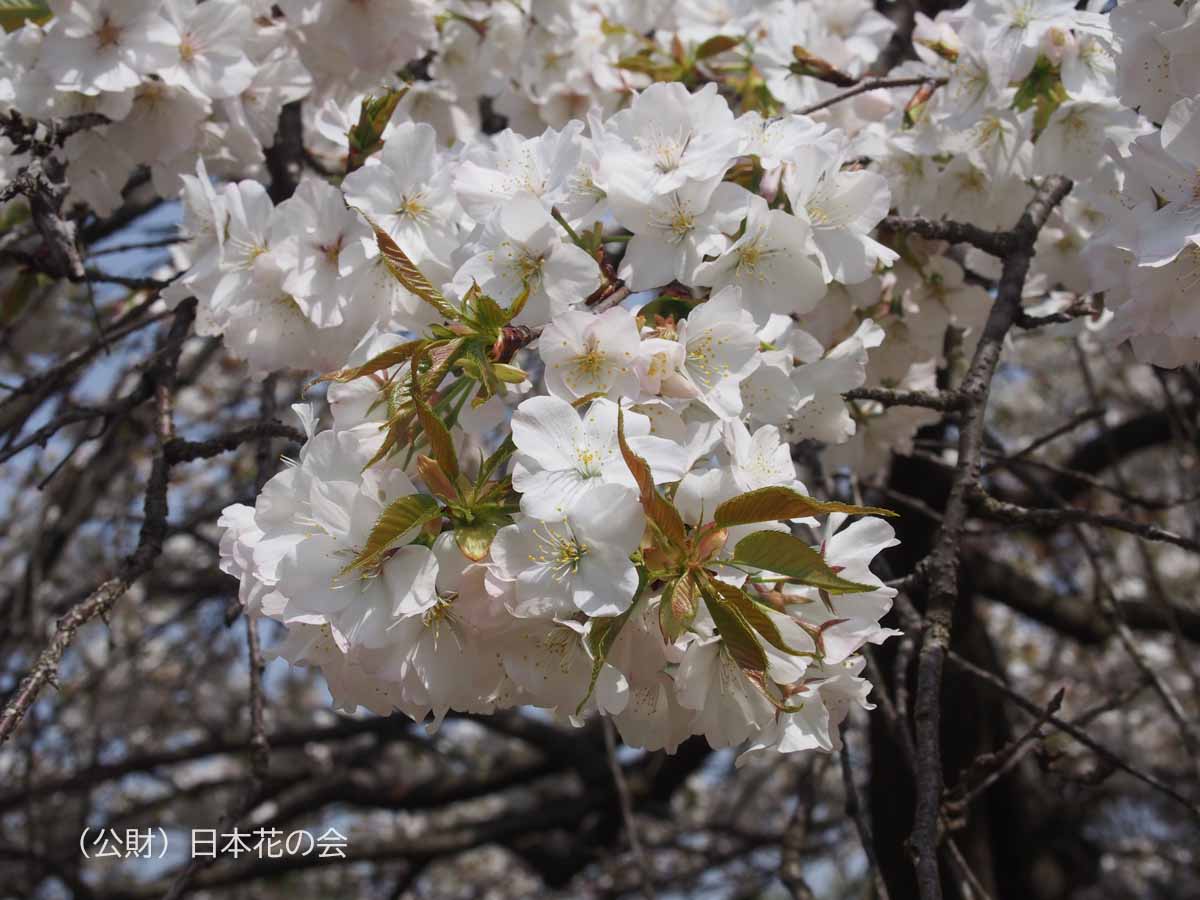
{"left": 245, "top": 616, "right": 270, "bottom": 779}
{"left": 799, "top": 76, "right": 947, "bottom": 116}
{"left": 945, "top": 837, "right": 996, "bottom": 900}
{"left": 245, "top": 375, "right": 276, "bottom": 778}
{"left": 947, "top": 652, "right": 1200, "bottom": 821}
{"left": 840, "top": 725, "right": 891, "bottom": 900}
{"left": 602, "top": 717, "right": 656, "bottom": 900}
{"left": 967, "top": 486, "right": 1200, "bottom": 554}
{"left": 946, "top": 689, "right": 1063, "bottom": 814}
{"left": 779, "top": 759, "right": 818, "bottom": 900}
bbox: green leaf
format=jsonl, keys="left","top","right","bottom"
{"left": 635, "top": 295, "right": 697, "bottom": 322}
{"left": 615, "top": 54, "right": 663, "bottom": 76}
{"left": 699, "top": 576, "right": 811, "bottom": 713}
{"left": 1013, "top": 56, "right": 1057, "bottom": 112}
{"left": 455, "top": 523, "right": 499, "bottom": 562}
{"left": 732, "top": 531, "right": 877, "bottom": 595}
{"left": 341, "top": 494, "right": 441, "bottom": 575}
{"left": 695, "top": 35, "right": 740, "bottom": 59}
{"left": 0, "top": 0, "right": 50, "bottom": 32}
{"left": 472, "top": 291, "right": 512, "bottom": 332}
{"left": 713, "top": 486, "right": 896, "bottom": 528}
{"left": 505, "top": 279, "right": 533, "bottom": 325}
{"left": 492, "top": 363, "right": 527, "bottom": 384}
{"left": 576, "top": 575, "right": 646, "bottom": 715}
{"left": 370, "top": 223, "right": 459, "bottom": 320}
{"left": 476, "top": 435, "right": 515, "bottom": 488}
{"left": 346, "top": 87, "right": 407, "bottom": 172}
{"left": 468, "top": 344, "right": 504, "bottom": 408}
{"left": 659, "top": 573, "right": 699, "bottom": 643}
{"left": 699, "top": 576, "right": 768, "bottom": 675}
{"left": 705, "top": 578, "right": 812, "bottom": 657}
{"left": 617, "top": 406, "right": 687, "bottom": 551}
{"left": 615, "top": 53, "right": 685, "bottom": 82}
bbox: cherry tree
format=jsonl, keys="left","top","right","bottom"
{"left": 1, "top": 0, "right": 1199, "bottom": 897}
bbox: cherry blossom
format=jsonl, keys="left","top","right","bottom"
{"left": 19, "top": 0, "right": 1191, "bottom": 764}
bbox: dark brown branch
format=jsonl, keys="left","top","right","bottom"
{"left": 969, "top": 554, "right": 1200, "bottom": 645}
{"left": 967, "top": 485, "right": 1200, "bottom": 554}
{"left": 163, "top": 423, "right": 306, "bottom": 464}
{"left": 0, "top": 321, "right": 196, "bottom": 462}
{"left": 0, "top": 299, "right": 196, "bottom": 746}
{"left": 799, "top": 75, "right": 947, "bottom": 116}
{"left": 845, "top": 386, "right": 964, "bottom": 412}
{"left": 908, "top": 176, "right": 1073, "bottom": 900}
{"left": 880, "top": 215, "right": 1013, "bottom": 257}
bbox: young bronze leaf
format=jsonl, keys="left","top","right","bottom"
{"left": 312, "top": 338, "right": 423, "bottom": 386}
{"left": 416, "top": 454, "right": 458, "bottom": 501}
{"left": 616, "top": 406, "right": 687, "bottom": 550}
{"left": 713, "top": 486, "right": 896, "bottom": 528}
{"left": 371, "top": 224, "right": 458, "bottom": 320}
{"left": 732, "top": 530, "right": 877, "bottom": 595}
{"left": 422, "top": 337, "right": 467, "bottom": 392}
{"left": 341, "top": 494, "right": 442, "bottom": 575}
{"left": 659, "top": 573, "right": 698, "bottom": 643}
{"left": 789, "top": 45, "right": 857, "bottom": 86}
{"left": 695, "top": 34, "right": 740, "bottom": 59}
{"left": 362, "top": 415, "right": 409, "bottom": 470}
{"left": 412, "top": 380, "right": 459, "bottom": 481}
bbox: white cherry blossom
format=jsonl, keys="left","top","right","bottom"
{"left": 539, "top": 307, "right": 642, "bottom": 401}
{"left": 451, "top": 191, "right": 602, "bottom": 326}
{"left": 491, "top": 484, "right": 644, "bottom": 618}
{"left": 510, "top": 397, "right": 688, "bottom": 521}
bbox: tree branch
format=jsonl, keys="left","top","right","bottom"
{"left": 908, "top": 176, "right": 1073, "bottom": 900}
{"left": 0, "top": 299, "right": 196, "bottom": 746}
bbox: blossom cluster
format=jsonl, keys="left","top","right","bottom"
{"left": 1088, "top": 2, "right": 1200, "bottom": 367}
{"left": 4, "top": 0, "right": 1196, "bottom": 757}
{"left": 210, "top": 77, "right": 906, "bottom": 757}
